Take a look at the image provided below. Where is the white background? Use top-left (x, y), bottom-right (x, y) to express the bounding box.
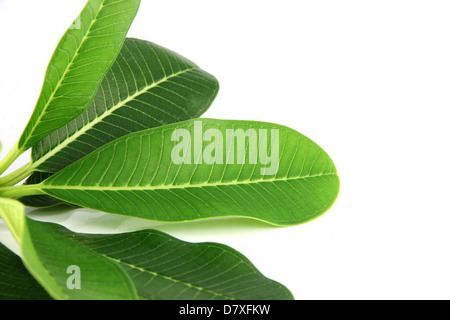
top-left (1, 0), bottom-right (450, 300)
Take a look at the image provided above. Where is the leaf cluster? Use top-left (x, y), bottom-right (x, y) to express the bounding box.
top-left (0, 0), bottom-right (339, 300)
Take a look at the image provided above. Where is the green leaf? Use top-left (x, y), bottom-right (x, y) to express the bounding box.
top-left (18, 0), bottom-right (141, 151)
top-left (0, 198), bottom-right (138, 300)
top-left (52, 226), bottom-right (294, 300)
top-left (0, 242), bottom-right (51, 300)
top-left (33, 119), bottom-right (339, 226)
top-left (30, 38), bottom-right (219, 173)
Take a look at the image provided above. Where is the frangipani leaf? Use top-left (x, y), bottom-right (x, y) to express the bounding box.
top-left (0, 242), bottom-right (52, 300)
top-left (0, 198), bottom-right (138, 300)
top-left (18, 0), bottom-right (141, 151)
top-left (52, 225), bottom-right (294, 300)
top-left (31, 38), bottom-right (219, 173)
top-left (27, 119), bottom-right (339, 226)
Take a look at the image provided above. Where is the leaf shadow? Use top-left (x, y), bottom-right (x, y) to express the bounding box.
top-left (25, 205), bottom-right (277, 239)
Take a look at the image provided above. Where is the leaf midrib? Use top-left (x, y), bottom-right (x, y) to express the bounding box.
top-left (43, 172), bottom-right (337, 190)
top-left (32, 67), bottom-right (196, 170)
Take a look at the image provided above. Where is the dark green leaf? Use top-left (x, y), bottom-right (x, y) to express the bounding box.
top-left (53, 226), bottom-right (294, 300)
top-left (0, 198), bottom-right (138, 300)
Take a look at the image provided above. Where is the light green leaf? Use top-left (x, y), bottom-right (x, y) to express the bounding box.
top-left (0, 242), bottom-right (51, 300)
top-left (0, 198), bottom-right (138, 300)
top-left (27, 119), bottom-right (339, 226)
top-left (18, 0), bottom-right (141, 151)
top-left (30, 38), bottom-right (219, 173)
top-left (52, 226), bottom-right (294, 300)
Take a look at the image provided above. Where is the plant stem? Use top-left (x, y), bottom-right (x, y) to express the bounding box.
top-left (0, 162), bottom-right (33, 187)
top-left (0, 184), bottom-right (44, 198)
top-left (0, 141), bottom-right (22, 176)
